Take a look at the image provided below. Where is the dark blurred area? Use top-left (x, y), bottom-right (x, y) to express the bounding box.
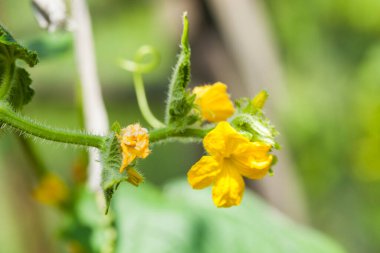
top-left (1, 0), bottom-right (379, 252)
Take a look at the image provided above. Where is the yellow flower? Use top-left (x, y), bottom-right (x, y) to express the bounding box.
top-left (193, 82), bottom-right (235, 122)
top-left (118, 123), bottom-right (150, 173)
top-left (33, 174), bottom-right (69, 206)
top-left (187, 122), bottom-right (273, 207)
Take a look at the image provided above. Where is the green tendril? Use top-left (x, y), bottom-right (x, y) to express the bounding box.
top-left (120, 46), bottom-right (165, 129)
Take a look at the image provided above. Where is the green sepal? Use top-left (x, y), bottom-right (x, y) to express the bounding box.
top-left (165, 12), bottom-right (200, 129)
top-left (100, 132), bottom-right (126, 214)
top-left (232, 96), bottom-right (280, 149)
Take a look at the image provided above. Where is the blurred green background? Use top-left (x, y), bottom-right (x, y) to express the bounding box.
top-left (0, 0), bottom-right (379, 252)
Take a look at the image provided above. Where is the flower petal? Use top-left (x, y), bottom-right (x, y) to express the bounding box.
top-left (193, 82), bottom-right (235, 122)
top-left (236, 163), bottom-right (270, 180)
top-left (232, 142), bottom-right (273, 179)
top-left (212, 163), bottom-right (245, 207)
top-left (187, 156), bottom-right (220, 189)
top-left (204, 121), bottom-right (249, 157)
top-left (118, 123), bottom-right (151, 172)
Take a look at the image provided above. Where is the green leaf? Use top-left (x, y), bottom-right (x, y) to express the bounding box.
top-left (7, 67), bottom-right (34, 110)
top-left (165, 12), bottom-right (200, 129)
top-left (0, 24), bottom-right (38, 67)
top-left (112, 181), bottom-right (347, 253)
top-left (100, 132), bottom-right (127, 214)
top-left (0, 24), bottom-right (38, 109)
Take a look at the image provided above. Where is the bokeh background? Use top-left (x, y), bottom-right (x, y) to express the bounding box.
top-left (1, 0), bottom-right (379, 252)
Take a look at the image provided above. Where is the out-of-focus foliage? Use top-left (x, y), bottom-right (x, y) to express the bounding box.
top-left (74, 181), bottom-right (346, 253)
top-left (265, 0), bottom-right (380, 252)
top-left (0, 0), bottom-right (378, 252)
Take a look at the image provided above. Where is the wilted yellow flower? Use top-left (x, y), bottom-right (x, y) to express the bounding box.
top-left (118, 123), bottom-right (150, 173)
top-left (33, 173), bottom-right (69, 206)
top-left (193, 82), bottom-right (235, 122)
top-left (187, 122), bottom-right (273, 207)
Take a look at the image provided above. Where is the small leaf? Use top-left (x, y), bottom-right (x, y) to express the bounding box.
top-left (0, 24), bottom-right (38, 67)
top-left (100, 133), bottom-right (127, 213)
top-left (165, 12), bottom-right (199, 129)
top-left (0, 24), bottom-right (38, 110)
top-left (7, 67), bottom-right (34, 109)
top-left (111, 121), bottom-right (121, 133)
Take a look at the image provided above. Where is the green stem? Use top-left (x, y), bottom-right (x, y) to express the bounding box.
top-left (149, 127), bottom-right (210, 144)
top-left (0, 102), bottom-right (105, 148)
top-left (133, 73), bottom-right (165, 129)
top-left (0, 62), bottom-right (15, 100)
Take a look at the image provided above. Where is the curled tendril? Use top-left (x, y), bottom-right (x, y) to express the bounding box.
top-left (120, 45), bottom-right (160, 74)
top-left (120, 46), bottom-right (165, 129)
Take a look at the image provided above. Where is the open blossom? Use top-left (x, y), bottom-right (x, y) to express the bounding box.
top-left (33, 173), bottom-right (69, 206)
top-left (193, 82), bottom-right (235, 122)
top-left (118, 123), bottom-right (150, 173)
top-left (187, 121), bottom-right (273, 207)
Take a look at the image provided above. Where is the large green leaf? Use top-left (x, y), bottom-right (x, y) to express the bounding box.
top-left (110, 181), bottom-right (347, 253)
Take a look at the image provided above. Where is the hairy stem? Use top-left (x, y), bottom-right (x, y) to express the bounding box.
top-left (149, 126), bottom-right (210, 144)
top-left (0, 102), bottom-right (104, 148)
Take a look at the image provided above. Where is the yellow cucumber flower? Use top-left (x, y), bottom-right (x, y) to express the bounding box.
top-left (33, 173), bottom-right (69, 206)
top-left (193, 82), bottom-right (235, 122)
top-left (118, 123), bottom-right (150, 173)
top-left (187, 122), bottom-right (273, 207)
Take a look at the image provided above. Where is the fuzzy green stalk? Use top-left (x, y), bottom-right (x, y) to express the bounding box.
top-left (0, 101), bottom-right (104, 148)
top-left (149, 126), bottom-right (210, 144)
